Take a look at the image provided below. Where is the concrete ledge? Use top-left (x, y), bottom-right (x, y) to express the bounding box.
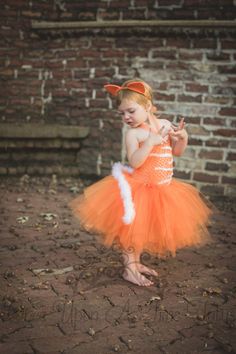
top-left (32, 20), bottom-right (236, 29)
top-left (0, 124), bottom-right (90, 139)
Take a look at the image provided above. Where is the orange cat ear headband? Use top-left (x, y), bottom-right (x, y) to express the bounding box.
top-left (104, 81), bottom-right (146, 97)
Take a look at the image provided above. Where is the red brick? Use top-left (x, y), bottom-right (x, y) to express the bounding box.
top-left (166, 62), bottom-right (189, 70)
top-left (115, 38), bottom-right (162, 48)
top-left (185, 83), bottom-right (208, 93)
top-left (102, 50), bottom-right (125, 58)
top-left (123, 9), bottom-right (147, 19)
top-left (139, 61), bottom-right (164, 70)
top-left (219, 108), bottom-right (236, 117)
top-left (90, 99), bottom-right (109, 108)
top-left (205, 139), bottom-right (228, 149)
top-left (222, 40), bottom-right (236, 49)
top-left (222, 176), bottom-right (236, 184)
top-left (21, 10), bottom-right (41, 18)
top-left (1, 9), bottom-right (18, 17)
top-left (95, 68), bottom-right (116, 78)
top-left (10, 98), bottom-right (30, 105)
top-left (174, 170), bottom-right (191, 180)
top-left (227, 152), bottom-right (236, 161)
top-left (56, 49), bottom-right (78, 59)
top-left (98, 11), bottom-right (120, 20)
top-left (184, 117), bottom-right (201, 124)
top-left (179, 51), bottom-right (203, 61)
top-left (108, 0), bottom-right (132, 7)
top-left (91, 39), bottom-right (113, 48)
top-left (213, 129), bottom-right (236, 137)
top-left (184, 0), bottom-right (233, 6)
top-left (65, 60), bottom-right (87, 68)
top-left (205, 162), bottom-right (229, 172)
top-left (188, 138), bottom-right (203, 146)
top-left (204, 96), bottom-right (231, 105)
top-left (227, 76), bottom-right (236, 83)
top-left (67, 1), bottom-right (106, 9)
top-left (198, 150), bottom-right (223, 160)
top-left (77, 11), bottom-right (96, 20)
top-left (193, 39), bottom-right (217, 49)
top-left (152, 50), bottom-right (176, 59)
top-left (193, 172), bottom-right (218, 183)
top-left (79, 49), bottom-right (100, 58)
top-left (172, 9), bottom-right (195, 18)
top-left (51, 70), bottom-right (72, 79)
top-left (203, 118), bottom-right (225, 126)
top-left (206, 52), bottom-right (230, 61)
top-left (0, 69), bottom-right (14, 77)
top-left (73, 69), bottom-right (90, 79)
top-left (197, 9), bottom-right (229, 19)
top-left (178, 95), bottom-right (202, 103)
top-left (158, 0), bottom-right (182, 4)
top-left (218, 66), bottom-right (236, 74)
top-left (200, 184), bottom-right (224, 196)
top-left (211, 86), bottom-right (236, 95)
top-left (166, 39), bottom-right (191, 48)
top-left (158, 82), bottom-right (168, 91)
top-left (64, 80), bottom-right (83, 89)
top-left (156, 93), bottom-right (175, 101)
top-left (158, 113), bottom-right (175, 121)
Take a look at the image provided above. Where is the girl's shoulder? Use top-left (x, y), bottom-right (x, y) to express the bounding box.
top-left (159, 118), bottom-right (172, 128)
top-left (125, 126), bottom-right (148, 144)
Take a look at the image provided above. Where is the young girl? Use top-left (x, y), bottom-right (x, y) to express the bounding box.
top-left (69, 79), bottom-right (212, 287)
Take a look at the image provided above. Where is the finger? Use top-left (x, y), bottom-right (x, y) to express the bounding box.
top-left (170, 130), bottom-right (182, 137)
top-left (178, 117), bottom-right (185, 130)
top-left (171, 124), bottom-right (178, 131)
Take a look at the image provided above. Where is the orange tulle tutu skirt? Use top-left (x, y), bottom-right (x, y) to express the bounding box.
top-left (69, 174), bottom-right (213, 258)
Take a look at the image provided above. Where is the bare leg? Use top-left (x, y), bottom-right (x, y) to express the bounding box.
top-left (135, 253), bottom-right (158, 277)
top-left (122, 249), bottom-right (154, 286)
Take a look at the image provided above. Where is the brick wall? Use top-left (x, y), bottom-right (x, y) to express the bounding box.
top-left (1, 0), bottom-right (236, 196)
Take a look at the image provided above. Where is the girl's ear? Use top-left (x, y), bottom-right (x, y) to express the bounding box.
top-left (146, 101), bottom-right (152, 112)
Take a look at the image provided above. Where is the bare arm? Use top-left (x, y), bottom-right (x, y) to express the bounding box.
top-left (125, 127), bottom-right (167, 169)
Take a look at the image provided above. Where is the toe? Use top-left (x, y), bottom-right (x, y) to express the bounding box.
top-left (138, 265), bottom-right (158, 277)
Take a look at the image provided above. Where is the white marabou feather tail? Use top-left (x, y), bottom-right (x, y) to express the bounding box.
top-left (112, 162), bottom-right (135, 224)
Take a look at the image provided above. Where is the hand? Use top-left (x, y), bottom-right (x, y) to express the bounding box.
top-left (147, 125), bottom-right (170, 146)
top-left (170, 117), bottom-right (188, 140)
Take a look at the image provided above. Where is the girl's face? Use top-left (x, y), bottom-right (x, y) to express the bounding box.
top-left (118, 99), bottom-right (148, 128)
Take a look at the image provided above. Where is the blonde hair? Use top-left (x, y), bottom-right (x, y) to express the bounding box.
top-left (116, 79), bottom-right (157, 113)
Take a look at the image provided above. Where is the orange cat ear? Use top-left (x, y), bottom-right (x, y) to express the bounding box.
top-left (126, 82), bottom-right (146, 95)
top-left (104, 84), bottom-right (121, 96)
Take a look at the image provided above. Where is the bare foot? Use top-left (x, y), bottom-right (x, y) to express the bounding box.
top-left (136, 263), bottom-right (158, 277)
top-left (122, 266), bottom-right (154, 287)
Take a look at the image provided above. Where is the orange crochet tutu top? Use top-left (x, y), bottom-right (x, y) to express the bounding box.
top-left (132, 137), bottom-right (173, 186)
top-left (69, 127), bottom-right (213, 258)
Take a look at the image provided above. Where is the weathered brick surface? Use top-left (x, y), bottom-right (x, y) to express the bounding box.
top-left (0, 177), bottom-right (236, 353)
top-left (1, 0), bottom-right (236, 196)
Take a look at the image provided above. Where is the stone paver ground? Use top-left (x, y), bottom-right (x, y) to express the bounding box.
top-left (0, 176), bottom-right (235, 354)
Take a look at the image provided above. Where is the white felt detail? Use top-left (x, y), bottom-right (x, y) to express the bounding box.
top-left (150, 153), bottom-right (172, 158)
top-left (112, 162), bottom-right (135, 225)
top-left (155, 167), bottom-right (173, 171)
top-left (162, 146), bottom-right (172, 150)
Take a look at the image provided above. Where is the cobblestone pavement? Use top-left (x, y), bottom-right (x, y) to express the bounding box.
top-left (0, 176), bottom-right (235, 354)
